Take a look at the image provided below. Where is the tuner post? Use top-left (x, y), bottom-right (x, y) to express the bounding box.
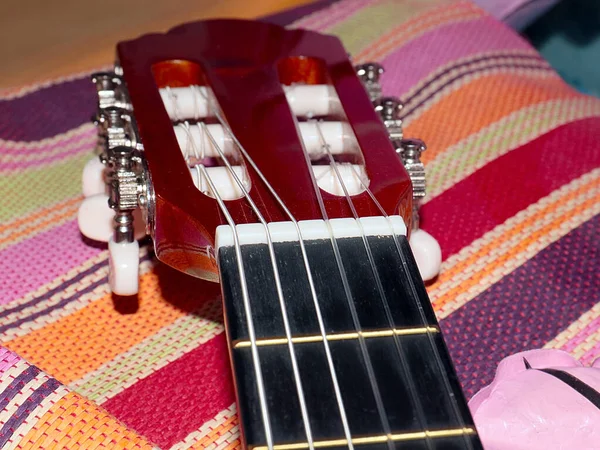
top-left (356, 63), bottom-right (441, 280)
top-left (355, 62), bottom-right (384, 101)
top-left (374, 96), bottom-right (403, 141)
top-left (107, 146), bottom-right (145, 243)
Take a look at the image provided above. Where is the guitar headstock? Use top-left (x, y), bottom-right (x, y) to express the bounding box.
top-left (78, 19), bottom-right (438, 294)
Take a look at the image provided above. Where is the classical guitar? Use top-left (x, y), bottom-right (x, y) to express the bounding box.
top-left (78, 19), bottom-right (482, 450)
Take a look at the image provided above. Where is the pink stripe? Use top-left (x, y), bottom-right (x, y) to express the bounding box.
top-left (0, 127), bottom-right (94, 155)
top-left (0, 220), bottom-right (102, 305)
top-left (581, 343), bottom-right (600, 366)
top-left (560, 316), bottom-right (600, 354)
top-left (298, 0), bottom-right (377, 31)
top-left (0, 348), bottom-right (20, 374)
top-left (0, 141), bottom-right (92, 171)
top-left (380, 16), bottom-right (534, 96)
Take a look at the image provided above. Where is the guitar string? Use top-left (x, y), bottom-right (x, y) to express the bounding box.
top-left (290, 111), bottom-right (395, 450)
top-left (194, 120), bottom-right (316, 450)
top-left (165, 86), bottom-right (181, 122)
top-left (173, 84), bottom-right (473, 447)
top-left (195, 87), bottom-right (355, 449)
top-left (194, 163), bottom-right (275, 450)
top-left (312, 119), bottom-right (435, 450)
top-left (173, 89), bottom-right (274, 449)
top-left (347, 164), bottom-right (475, 449)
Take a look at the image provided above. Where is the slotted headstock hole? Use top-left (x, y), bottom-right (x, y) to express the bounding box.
top-left (278, 56), bottom-right (328, 85)
top-left (151, 59), bottom-right (251, 201)
top-left (277, 56), bottom-right (369, 197)
top-left (152, 59), bottom-right (208, 88)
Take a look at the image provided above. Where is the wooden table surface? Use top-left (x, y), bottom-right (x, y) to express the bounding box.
top-left (0, 0), bottom-right (311, 89)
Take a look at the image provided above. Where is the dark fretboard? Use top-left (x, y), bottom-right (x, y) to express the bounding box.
top-left (218, 232), bottom-right (482, 450)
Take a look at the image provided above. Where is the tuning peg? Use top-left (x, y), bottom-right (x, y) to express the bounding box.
top-left (108, 238), bottom-right (140, 296)
top-left (409, 228), bottom-right (442, 281)
top-left (77, 194), bottom-right (146, 242)
top-left (82, 157), bottom-right (107, 197)
top-left (91, 72), bottom-right (132, 111)
top-left (355, 62), bottom-right (384, 102)
top-left (355, 62), bottom-right (384, 83)
top-left (374, 96), bottom-right (404, 140)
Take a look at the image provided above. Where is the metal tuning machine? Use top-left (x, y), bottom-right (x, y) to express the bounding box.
top-left (357, 63), bottom-right (441, 281)
top-left (78, 68), bottom-right (152, 296)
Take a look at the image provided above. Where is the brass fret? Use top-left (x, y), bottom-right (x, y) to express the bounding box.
top-left (252, 427), bottom-right (477, 450)
top-left (233, 326), bottom-right (439, 349)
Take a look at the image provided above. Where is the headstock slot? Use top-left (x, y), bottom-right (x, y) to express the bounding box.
top-left (152, 59), bottom-right (251, 201)
top-left (277, 56), bottom-right (368, 197)
top-left (116, 19), bottom-right (413, 279)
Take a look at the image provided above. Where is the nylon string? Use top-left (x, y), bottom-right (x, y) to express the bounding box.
top-left (194, 121), bottom-right (316, 450)
top-left (197, 87), bottom-right (356, 450)
top-left (291, 114), bottom-right (395, 450)
top-left (346, 165), bottom-right (475, 450)
top-left (313, 119), bottom-right (436, 449)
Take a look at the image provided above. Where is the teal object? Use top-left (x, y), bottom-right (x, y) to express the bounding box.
top-left (524, 0), bottom-right (600, 98)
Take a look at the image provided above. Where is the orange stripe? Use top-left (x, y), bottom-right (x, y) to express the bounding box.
top-left (0, 202), bottom-right (79, 246)
top-left (404, 73), bottom-right (578, 164)
top-left (431, 179), bottom-right (600, 312)
top-left (0, 195), bottom-right (81, 235)
top-left (4, 265), bottom-right (206, 384)
top-left (355, 3), bottom-right (481, 63)
top-left (15, 392), bottom-right (153, 449)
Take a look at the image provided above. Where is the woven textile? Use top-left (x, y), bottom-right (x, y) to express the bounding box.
top-left (1, 0), bottom-right (599, 448)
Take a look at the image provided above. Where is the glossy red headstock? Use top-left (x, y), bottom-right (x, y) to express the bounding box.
top-left (116, 19), bottom-right (412, 281)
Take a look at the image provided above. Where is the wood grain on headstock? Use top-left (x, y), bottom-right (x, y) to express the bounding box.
top-left (117, 19), bottom-right (412, 280)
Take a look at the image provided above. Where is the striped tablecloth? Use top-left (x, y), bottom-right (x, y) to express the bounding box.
top-left (1, 0), bottom-right (599, 448)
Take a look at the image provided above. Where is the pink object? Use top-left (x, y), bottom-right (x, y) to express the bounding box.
top-left (469, 349), bottom-right (600, 449)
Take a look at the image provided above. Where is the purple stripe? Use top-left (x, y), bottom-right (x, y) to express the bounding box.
top-left (0, 78), bottom-right (94, 141)
top-left (400, 62), bottom-right (553, 119)
top-left (0, 252), bottom-right (152, 334)
top-left (262, 0), bottom-right (340, 26)
top-left (0, 220), bottom-right (102, 305)
top-left (0, 378), bottom-right (61, 448)
top-left (0, 143), bottom-right (92, 171)
top-left (0, 366), bottom-right (41, 411)
top-left (0, 127), bottom-right (93, 154)
top-left (0, 259), bottom-right (106, 319)
top-left (381, 17), bottom-right (535, 97)
top-left (0, 2), bottom-right (328, 143)
top-left (401, 52), bottom-right (545, 105)
top-left (442, 214), bottom-right (600, 399)
top-left (0, 278), bottom-right (106, 335)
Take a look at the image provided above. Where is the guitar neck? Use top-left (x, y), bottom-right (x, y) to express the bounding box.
top-left (218, 219), bottom-right (482, 450)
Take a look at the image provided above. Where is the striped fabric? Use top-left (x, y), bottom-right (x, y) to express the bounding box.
top-left (0, 0), bottom-right (598, 448)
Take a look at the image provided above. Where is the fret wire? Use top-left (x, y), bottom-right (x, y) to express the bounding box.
top-left (197, 164), bottom-right (275, 450)
top-left (202, 89), bottom-right (355, 450)
top-left (252, 427), bottom-right (477, 450)
top-left (195, 120), bottom-right (316, 450)
top-left (295, 114), bottom-right (394, 450)
top-left (233, 326), bottom-right (440, 348)
top-left (349, 166), bottom-right (476, 450)
top-left (315, 120), bottom-right (436, 450)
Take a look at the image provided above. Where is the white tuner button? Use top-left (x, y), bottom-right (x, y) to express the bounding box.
top-left (78, 194), bottom-right (147, 242)
top-left (78, 194), bottom-right (114, 242)
top-left (108, 238), bottom-right (140, 296)
top-left (82, 157), bottom-right (107, 197)
top-left (409, 229), bottom-right (442, 281)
